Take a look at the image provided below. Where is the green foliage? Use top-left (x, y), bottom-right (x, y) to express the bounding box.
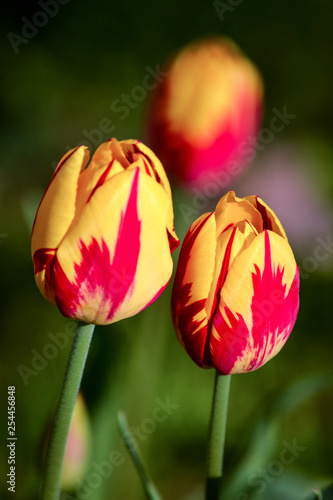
top-left (1, 1), bottom-right (333, 498)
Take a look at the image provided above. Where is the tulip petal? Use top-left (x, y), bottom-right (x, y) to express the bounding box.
top-left (245, 195), bottom-right (287, 239)
top-left (120, 140), bottom-right (179, 249)
top-left (31, 146), bottom-right (90, 299)
top-left (210, 230), bottom-right (299, 374)
top-left (74, 140), bottom-right (127, 216)
top-left (165, 39), bottom-right (261, 148)
top-left (214, 191), bottom-right (263, 235)
top-left (31, 147), bottom-right (90, 254)
top-left (205, 220), bottom-right (257, 323)
top-left (171, 212), bottom-right (216, 366)
top-left (146, 37), bottom-right (263, 187)
top-left (122, 168), bottom-right (177, 318)
top-left (32, 247), bottom-right (57, 303)
top-left (49, 168), bottom-right (142, 324)
top-left (50, 165), bottom-right (176, 324)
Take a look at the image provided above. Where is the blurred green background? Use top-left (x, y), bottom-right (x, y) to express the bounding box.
top-left (1, 0), bottom-right (333, 499)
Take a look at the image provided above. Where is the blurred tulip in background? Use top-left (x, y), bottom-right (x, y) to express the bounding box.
top-left (61, 393), bottom-right (91, 490)
top-left (146, 37), bottom-right (263, 188)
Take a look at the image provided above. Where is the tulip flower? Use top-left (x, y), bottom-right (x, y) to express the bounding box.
top-left (172, 191), bottom-right (299, 374)
top-left (32, 138), bottom-right (179, 325)
top-left (145, 37), bottom-right (263, 188)
top-left (61, 393), bottom-right (90, 489)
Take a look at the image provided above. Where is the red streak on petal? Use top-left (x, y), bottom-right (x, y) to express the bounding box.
top-left (171, 214), bottom-right (213, 366)
top-left (167, 228), bottom-right (180, 253)
top-left (255, 197), bottom-right (272, 231)
top-left (86, 160), bottom-right (115, 203)
top-left (125, 150), bottom-right (134, 163)
top-left (247, 231), bottom-right (299, 370)
top-left (48, 168), bottom-right (142, 323)
top-left (176, 285), bottom-right (207, 367)
top-left (33, 247), bottom-right (56, 274)
top-left (139, 155), bottom-right (153, 177)
top-left (133, 143), bottom-right (162, 185)
top-left (50, 239), bottom-right (112, 319)
top-left (106, 168), bottom-right (141, 320)
top-left (211, 306), bottom-right (249, 374)
top-left (171, 214), bottom-right (213, 319)
top-left (210, 231), bottom-right (299, 374)
top-left (205, 226), bottom-right (237, 364)
top-left (221, 223), bottom-right (235, 234)
top-left (216, 227), bottom-right (237, 292)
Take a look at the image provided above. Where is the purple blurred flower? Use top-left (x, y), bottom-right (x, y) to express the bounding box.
top-left (234, 142), bottom-right (333, 259)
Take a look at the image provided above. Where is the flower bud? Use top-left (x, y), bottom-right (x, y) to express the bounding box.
top-left (62, 393), bottom-right (90, 489)
top-left (146, 37), bottom-right (263, 188)
top-left (32, 139), bottom-right (179, 324)
top-left (172, 191), bottom-right (299, 374)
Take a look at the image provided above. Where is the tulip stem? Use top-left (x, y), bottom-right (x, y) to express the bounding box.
top-left (41, 321), bottom-right (95, 500)
top-left (205, 372), bottom-right (231, 500)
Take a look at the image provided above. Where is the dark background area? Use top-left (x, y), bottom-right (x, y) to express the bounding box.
top-left (0, 1), bottom-right (332, 499)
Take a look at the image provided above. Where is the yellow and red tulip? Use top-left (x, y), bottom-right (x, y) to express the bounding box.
top-left (146, 37), bottom-right (263, 188)
top-left (31, 139), bottom-right (179, 325)
top-left (171, 191), bottom-right (299, 374)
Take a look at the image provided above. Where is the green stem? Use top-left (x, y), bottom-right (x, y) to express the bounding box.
top-left (41, 321), bottom-right (95, 500)
top-left (206, 372), bottom-right (232, 500)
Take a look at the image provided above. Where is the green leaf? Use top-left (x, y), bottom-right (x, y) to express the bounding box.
top-left (117, 410), bottom-right (163, 500)
top-left (223, 374), bottom-right (333, 500)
